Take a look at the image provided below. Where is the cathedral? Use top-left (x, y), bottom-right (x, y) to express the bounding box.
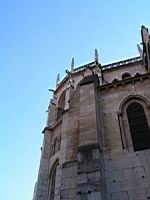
top-left (33, 26), bottom-right (150, 200)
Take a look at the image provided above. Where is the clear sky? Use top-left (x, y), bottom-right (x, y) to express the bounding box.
top-left (0, 1), bottom-right (150, 200)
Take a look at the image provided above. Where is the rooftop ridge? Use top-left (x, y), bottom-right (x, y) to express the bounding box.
top-left (102, 56), bottom-right (141, 70)
top-left (56, 56), bottom-right (142, 91)
top-left (56, 61), bottom-right (96, 91)
top-left (72, 61), bottom-right (96, 73)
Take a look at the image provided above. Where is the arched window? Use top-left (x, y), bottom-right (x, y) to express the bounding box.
top-left (118, 95), bottom-right (150, 151)
top-left (57, 90), bottom-right (66, 120)
top-left (122, 72), bottom-right (131, 80)
top-left (47, 162), bottom-right (59, 200)
top-left (126, 102), bottom-right (150, 151)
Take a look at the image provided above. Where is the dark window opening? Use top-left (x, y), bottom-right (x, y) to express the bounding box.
top-left (127, 102), bottom-right (150, 151)
top-left (48, 163), bottom-right (58, 200)
top-left (56, 107), bottom-right (64, 120)
top-left (122, 72), bottom-right (131, 80)
top-left (49, 168), bottom-right (56, 200)
top-left (56, 90), bottom-right (66, 120)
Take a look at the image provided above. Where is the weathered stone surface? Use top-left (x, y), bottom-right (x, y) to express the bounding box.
top-left (33, 27), bottom-right (150, 200)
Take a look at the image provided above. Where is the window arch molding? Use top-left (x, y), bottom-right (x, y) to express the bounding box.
top-left (47, 159), bottom-right (59, 200)
top-left (118, 95), bottom-right (150, 151)
top-left (56, 89), bottom-right (67, 120)
top-left (57, 89), bottom-right (66, 108)
top-left (119, 95), bottom-right (150, 115)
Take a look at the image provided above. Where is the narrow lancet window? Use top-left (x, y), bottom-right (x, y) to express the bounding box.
top-left (47, 163), bottom-right (59, 200)
top-left (127, 102), bottom-right (150, 151)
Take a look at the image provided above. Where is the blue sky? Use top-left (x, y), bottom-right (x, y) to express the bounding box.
top-left (0, 1), bottom-right (150, 200)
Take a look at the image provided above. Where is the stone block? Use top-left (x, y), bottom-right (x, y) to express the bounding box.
top-left (62, 166), bottom-right (77, 179)
top-left (77, 173), bottom-right (88, 184)
top-left (77, 181), bottom-right (101, 194)
top-left (87, 192), bottom-right (102, 200)
top-left (111, 191), bottom-right (128, 200)
top-left (117, 156), bottom-right (133, 169)
top-left (127, 190), bottom-right (137, 200)
top-left (61, 188), bottom-right (76, 199)
top-left (54, 194), bottom-right (60, 200)
top-left (105, 160), bottom-right (119, 171)
top-left (107, 181), bottom-right (121, 193)
top-left (78, 159), bottom-right (100, 173)
top-left (109, 169), bottom-right (123, 182)
top-left (123, 168), bottom-right (135, 180)
top-left (121, 180), bottom-right (139, 191)
top-left (128, 190), bottom-right (147, 200)
top-left (61, 177), bottom-right (76, 190)
top-left (139, 177), bottom-right (150, 189)
top-left (134, 166), bottom-right (146, 179)
top-left (68, 188), bottom-right (77, 199)
top-left (87, 172), bottom-right (101, 181)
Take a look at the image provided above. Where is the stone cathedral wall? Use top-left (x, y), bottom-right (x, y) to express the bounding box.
top-left (100, 77), bottom-right (150, 200)
top-left (33, 24), bottom-right (150, 200)
top-left (33, 58), bottom-right (150, 200)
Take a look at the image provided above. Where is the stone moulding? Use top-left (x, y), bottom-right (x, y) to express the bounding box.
top-left (99, 73), bottom-right (150, 91)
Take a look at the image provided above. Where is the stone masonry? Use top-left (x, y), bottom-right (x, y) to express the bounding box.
top-left (33, 26), bottom-right (150, 200)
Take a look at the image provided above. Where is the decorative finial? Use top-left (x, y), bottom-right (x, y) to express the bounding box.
top-left (56, 73), bottom-right (60, 87)
top-left (71, 57), bottom-right (74, 71)
top-left (141, 25), bottom-right (149, 44)
top-left (95, 49), bottom-right (99, 64)
top-left (141, 25), bottom-right (150, 72)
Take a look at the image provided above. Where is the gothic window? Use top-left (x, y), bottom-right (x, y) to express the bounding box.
top-left (122, 72), bottom-right (131, 80)
top-left (126, 102), bottom-right (150, 151)
top-left (57, 90), bottom-right (66, 120)
top-left (118, 95), bottom-right (150, 151)
top-left (47, 162), bottom-right (59, 200)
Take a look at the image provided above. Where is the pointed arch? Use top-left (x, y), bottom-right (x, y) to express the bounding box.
top-left (127, 102), bottom-right (150, 151)
top-left (47, 160), bottom-right (59, 200)
top-left (56, 90), bottom-right (66, 120)
top-left (118, 95), bottom-right (150, 151)
top-left (119, 95), bottom-right (150, 115)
